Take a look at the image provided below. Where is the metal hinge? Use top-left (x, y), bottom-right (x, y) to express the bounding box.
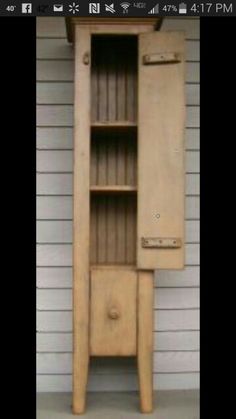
top-left (143, 52), bottom-right (181, 65)
top-left (142, 237), bottom-right (182, 249)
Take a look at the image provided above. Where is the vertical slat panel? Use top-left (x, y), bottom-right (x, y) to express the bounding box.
top-left (97, 137), bottom-right (107, 185)
top-left (107, 136), bottom-right (116, 185)
top-left (126, 196), bottom-right (136, 264)
top-left (90, 138), bottom-right (97, 186)
top-left (97, 196), bottom-right (107, 264)
top-left (133, 60), bottom-right (138, 122)
top-left (95, 46), bottom-right (99, 122)
top-left (117, 138), bottom-right (126, 185)
top-left (108, 47), bottom-right (116, 121)
top-left (107, 197), bottom-right (116, 263)
top-left (91, 36), bottom-right (137, 124)
top-left (133, 139), bottom-right (137, 186)
top-left (116, 197), bottom-right (126, 263)
top-left (126, 137), bottom-right (136, 186)
top-left (126, 63), bottom-right (133, 121)
top-left (117, 54), bottom-right (126, 121)
top-left (90, 195), bottom-right (137, 265)
top-left (90, 198), bottom-right (97, 264)
top-left (91, 46), bottom-right (98, 122)
top-left (98, 45), bottom-right (107, 121)
top-left (91, 133), bottom-right (137, 187)
top-left (126, 48), bottom-right (137, 122)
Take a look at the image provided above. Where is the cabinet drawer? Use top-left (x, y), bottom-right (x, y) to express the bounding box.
top-left (90, 268), bottom-right (137, 356)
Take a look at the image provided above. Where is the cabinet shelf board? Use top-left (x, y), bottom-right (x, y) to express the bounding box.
top-left (90, 185), bottom-right (137, 194)
top-left (91, 122), bottom-right (137, 133)
top-left (90, 264), bottom-right (137, 270)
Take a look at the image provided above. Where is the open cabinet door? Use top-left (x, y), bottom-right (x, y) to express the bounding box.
top-left (137, 31), bottom-right (186, 270)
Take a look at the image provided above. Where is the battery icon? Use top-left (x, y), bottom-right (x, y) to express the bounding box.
top-left (179, 2), bottom-right (187, 14)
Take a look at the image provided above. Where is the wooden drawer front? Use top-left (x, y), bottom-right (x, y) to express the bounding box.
top-left (90, 269), bottom-right (137, 356)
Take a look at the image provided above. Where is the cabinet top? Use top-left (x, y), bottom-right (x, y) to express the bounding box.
top-left (65, 17), bottom-right (163, 43)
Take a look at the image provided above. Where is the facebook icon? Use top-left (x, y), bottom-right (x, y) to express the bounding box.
top-left (22, 3), bottom-right (32, 13)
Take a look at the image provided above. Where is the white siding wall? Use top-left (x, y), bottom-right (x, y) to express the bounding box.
top-left (36, 17), bottom-right (200, 392)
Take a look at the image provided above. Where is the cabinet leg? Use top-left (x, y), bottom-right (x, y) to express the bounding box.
top-left (73, 349), bottom-right (89, 414)
top-left (137, 271), bottom-right (154, 413)
top-left (72, 273), bottom-right (90, 414)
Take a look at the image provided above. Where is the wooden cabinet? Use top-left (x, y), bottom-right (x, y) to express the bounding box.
top-left (66, 17), bottom-right (185, 414)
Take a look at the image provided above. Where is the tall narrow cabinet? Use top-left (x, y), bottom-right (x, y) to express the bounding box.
top-left (66, 17), bottom-right (186, 414)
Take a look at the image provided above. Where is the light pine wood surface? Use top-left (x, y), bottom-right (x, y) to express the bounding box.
top-left (37, 17), bottom-right (199, 396)
top-left (90, 269), bottom-right (137, 356)
top-left (138, 271), bottom-right (154, 413)
top-left (137, 31), bottom-right (186, 270)
top-left (72, 26), bottom-right (91, 414)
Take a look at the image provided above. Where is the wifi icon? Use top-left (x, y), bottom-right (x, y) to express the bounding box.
top-left (120, 2), bottom-right (130, 13)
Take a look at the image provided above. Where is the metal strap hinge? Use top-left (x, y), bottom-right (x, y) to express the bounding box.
top-left (143, 52), bottom-right (181, 65)
top-left (142, 237), bottom-right (182, 249)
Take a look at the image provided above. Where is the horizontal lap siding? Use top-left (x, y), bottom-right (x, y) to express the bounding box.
top-left (36, 219), bottom-right (199, 243)
top-left (37, 331), bottom-right (199, 352)
top-left (37, 150), bottom-right (199, 173)
top-left (36, 173), bottom-right (199, 195)
top-left (37, 373), bottom-right (199, 392)
top-left (37, 82), bottom-right (199, 105)
top-left (37, 196), bottom-right (199, 220)
top-left (36, 39), bottom-right (199, 61)
top-left (37, 266), bottom-right (199, 288)
top-left (37, 243), bottom-right (199, 266)
top-left (36, 127), bottom-right (199, 150)
top-left (37, 310), bottom-right (199, 333)
top-left (36, 17), bottom-right (200, 392)
top-left (37, 352), bottom-right (199, 374)
top-left (37, 288), bottom-right (199, 311)
top-left (37, 104), bottom-right (199, 127)
top-left (37, 60), bottom-right (199, 83)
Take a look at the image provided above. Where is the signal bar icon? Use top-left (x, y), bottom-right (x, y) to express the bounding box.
top-left (148, 3), bottom-right (159, 14)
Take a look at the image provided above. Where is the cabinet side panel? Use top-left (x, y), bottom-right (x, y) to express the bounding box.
top-left (73, 27), bottom-right (91, 413)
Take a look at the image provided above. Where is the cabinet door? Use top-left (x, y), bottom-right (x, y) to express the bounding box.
top-left (137, 32), bottom-right (185, 270)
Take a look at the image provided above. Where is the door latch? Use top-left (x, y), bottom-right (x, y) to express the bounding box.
top-left (83, 52), bottom-right (90, 65)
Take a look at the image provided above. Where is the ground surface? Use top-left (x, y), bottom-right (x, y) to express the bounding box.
top-left (37, 390), bottom-right (199, 419)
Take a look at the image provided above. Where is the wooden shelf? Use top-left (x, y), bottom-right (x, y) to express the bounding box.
top-left (92, 121), bottom-right (137, 127)
top-left (90, 185), bottom-right (137, 194)
top-left (90, 264), bottom-right (136, 270)
top-left (91, 121), bottom-right (137, 133)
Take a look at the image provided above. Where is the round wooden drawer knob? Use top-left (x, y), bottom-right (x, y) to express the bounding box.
top-left (108, 308), bottom-right (120, 320)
